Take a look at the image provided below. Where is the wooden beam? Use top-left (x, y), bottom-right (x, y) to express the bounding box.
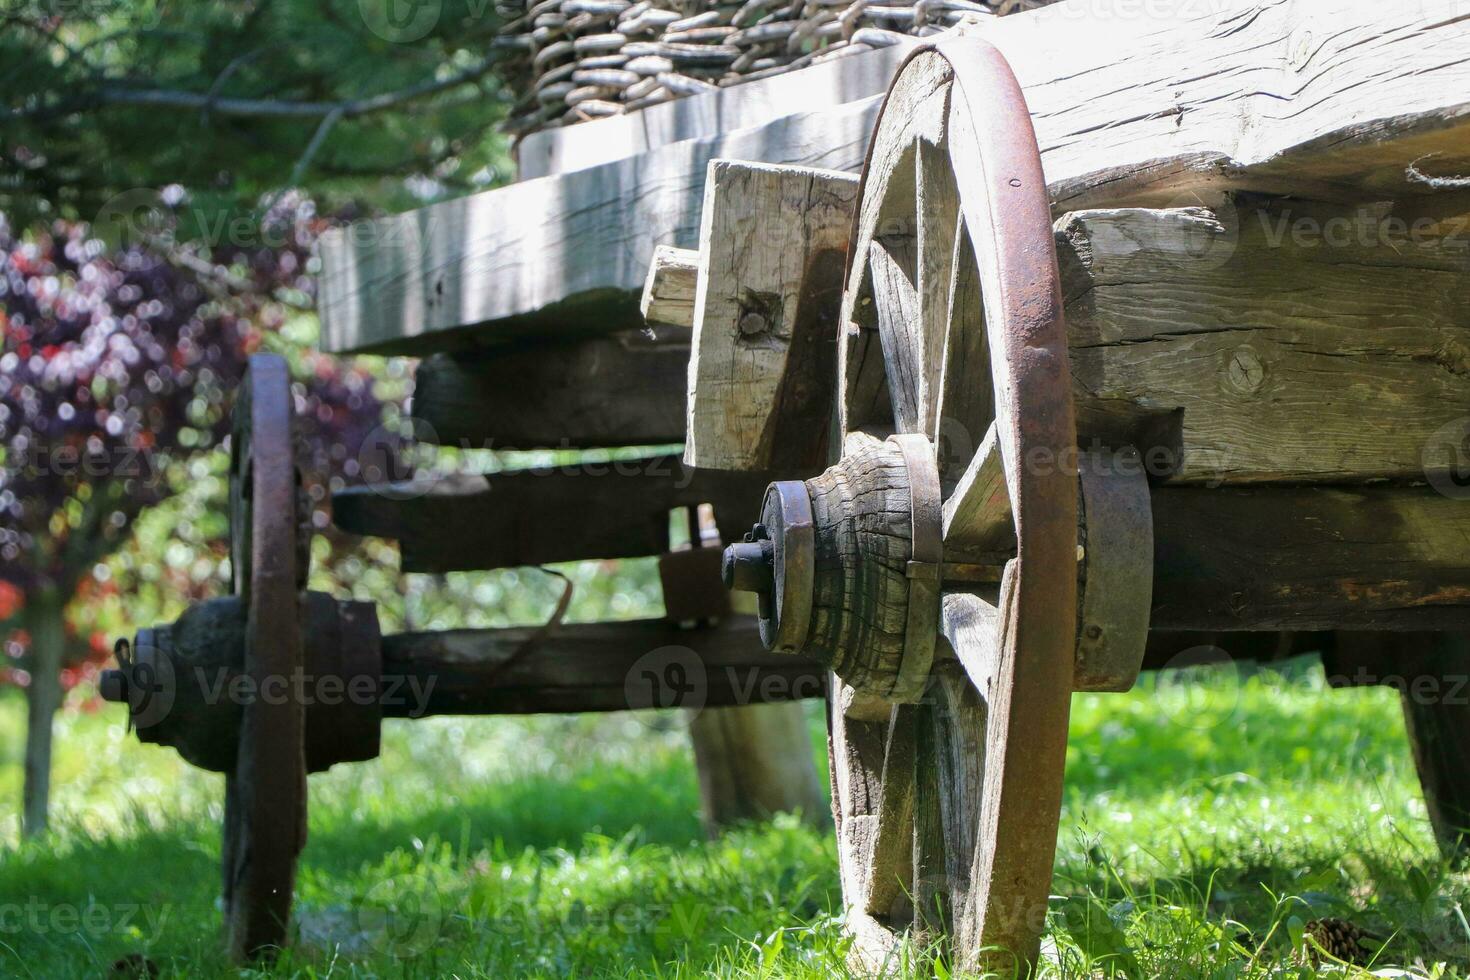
top-left (412, 331), bottom-right (689, 449)
top-left (516, 40), bottom-right (917, 179)
top-left (685, 161), bottom-right (856, 471)
top-left (331, 457), bottom-right (781, 573)
top-left (640, 246), bottom-right (699, 329)
top-left (318, 0), bottom-right (1470, 355)
top-left (380, 615), bottom-right (826, 716)
top-left (1060, 198), bottom-right (1470, 484)
top-left (1149, 487), bottom-right (1470, 632)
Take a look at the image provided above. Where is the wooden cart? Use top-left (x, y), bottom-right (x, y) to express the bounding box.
top-left (656, 21), bottom-right (1470, 973)
top-left (104, 0), bottom-right (1470, 970)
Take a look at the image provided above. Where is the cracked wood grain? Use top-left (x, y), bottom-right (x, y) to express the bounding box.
top-left (684, 161), bottom-right (857, 471)
top-left (1057, 197), bottom-right (1470, 484)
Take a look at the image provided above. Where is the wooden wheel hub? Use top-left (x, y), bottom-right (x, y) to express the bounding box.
top-left (101, 593), bottom-right (383, 775)
top-left (724, 434), bottom-right (944, 701)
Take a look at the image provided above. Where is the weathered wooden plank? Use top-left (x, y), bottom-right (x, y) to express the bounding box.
top-left (331, 458), bottom-right (781, 573)
top-left (1149, 487), bottom-right (1470, 632)
top-left (412, 331), bottom-right (690, 448)
top-left (317, 98), bottom-right (883, 355)
top-left (319, 0), bottom-right (1470, 355)
top-left (640, 246), bottom-right (700, 330)
top-left (685, 161), bottom-right (856, 471)
top-left (1059, 198), bottom-right (1470, 484)
top-left (380, 615), bottom-right (825, 716)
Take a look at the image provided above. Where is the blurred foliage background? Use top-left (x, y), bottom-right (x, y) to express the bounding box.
top-left (0, 0), bottom-right (560, 835)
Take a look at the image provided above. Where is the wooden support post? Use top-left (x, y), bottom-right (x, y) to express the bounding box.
top-left (688, 700), bottom-right (829, 836)
top-left (1324, 632), bottom-right (1470, 860)
top-left (662, 502), bottom-right (831, 836)
top-left (1402, 655), bottom-right (1470, 862)
top-left (683, 160), bottom-right (858, 472)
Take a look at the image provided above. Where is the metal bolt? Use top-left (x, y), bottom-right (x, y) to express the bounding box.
top-left (722, 539), bottom-right (775, 594)
top-left (738, 311), bottom-right (768, 337)
top-left (99, 668), bottom-right (129, 703)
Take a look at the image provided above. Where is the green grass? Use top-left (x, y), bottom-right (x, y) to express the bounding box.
top-left (3, 660), bottom-right (1470, 978)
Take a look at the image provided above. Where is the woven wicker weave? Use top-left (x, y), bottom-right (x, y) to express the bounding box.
top-left (493, 0), bottom-right (1056, 135)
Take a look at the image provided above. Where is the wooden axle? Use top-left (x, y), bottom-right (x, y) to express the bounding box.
top-left (380, 616), bottom-right (824, 717)
top-left (101, 595), bottom-right (824, 773)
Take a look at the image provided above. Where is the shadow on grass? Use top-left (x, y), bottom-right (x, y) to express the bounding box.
top-left (301, 750), bottom-right (711, 872)
top-left (0, 752), bottom-right (749, 976)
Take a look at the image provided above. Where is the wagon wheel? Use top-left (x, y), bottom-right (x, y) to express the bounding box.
top-left (830, 39), bottom-right (1076, 974)
top-left (223, 353), bottom-right (308, 961)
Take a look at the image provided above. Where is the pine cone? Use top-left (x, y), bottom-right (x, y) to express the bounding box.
top-left (110, 954), bottom-right (160, 979)
top-left (1303, 917), bottom-right (1372, 966)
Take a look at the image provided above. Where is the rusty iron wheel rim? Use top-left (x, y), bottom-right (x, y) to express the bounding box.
top-left (224, 352), bottom-right (307, 962)
top-left (831, 36), bottom-right (1078, 973)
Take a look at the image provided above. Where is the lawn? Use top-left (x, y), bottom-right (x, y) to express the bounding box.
top-left (2, 659), bottom-right (1469, 978)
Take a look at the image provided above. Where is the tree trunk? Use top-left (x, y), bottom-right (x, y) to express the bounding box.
top-left (23, 583), bottom-right (64, 838)
top-left (687, 701), bottom-right (829, 836)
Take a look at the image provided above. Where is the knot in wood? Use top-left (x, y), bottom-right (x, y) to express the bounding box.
top-left (1224, 345), bottom-right (1266, 395)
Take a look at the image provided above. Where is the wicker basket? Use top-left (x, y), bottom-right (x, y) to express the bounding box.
top-left (493, 0), bottom-right (1056, 135)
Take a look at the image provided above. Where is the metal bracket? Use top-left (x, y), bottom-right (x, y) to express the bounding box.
top-left (1073, 449), bottom-right (1154, 692)
top-left (888, 433), bottom-right (942, 703)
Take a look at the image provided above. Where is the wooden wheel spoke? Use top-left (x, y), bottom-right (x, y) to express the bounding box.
top-left (844, 56), bottom-right (953, 442)
top-left (939, 576), bottom-right (1006, 698)
top-left (920, 665), bottom-right (989, 945)
top-left (941, 422), bottom-right (1015, 555)
top-left (911, 702), bottom-right (947, 938)
top-left (863, 704), bottom-right (917, 919)
top-left (915, 135), bottom-right (958, 443)
top-left (831, 684), bottom-right (910, 924)
top-left (868, 236), bottom-right (923, 433)
top-left (934, 213), bottom-right (995, 496)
